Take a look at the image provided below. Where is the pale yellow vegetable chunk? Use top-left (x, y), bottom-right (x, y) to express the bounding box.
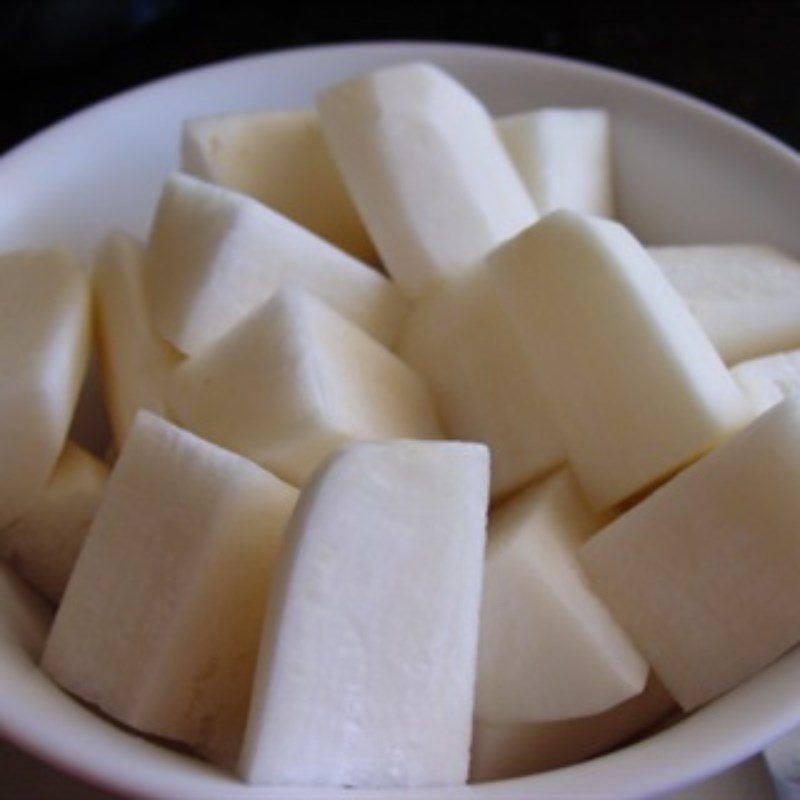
top-left (490, 210), bottom-right (754, 509)
top-left (94, 231), bottom-right (181, 444)
top-left (731, 349), bottom-right (800, 413)
top-left (169, 287), bottom-right (442, 486)
top-left (0, 248), bottom-right (90, 527)
top-left (41, 412), bottom-right (298, 766)
top-left (143, 174), bottom-right (405, 354)
top-left (182, 109), bottom-right (378, 263)
top-left (581, 396), bottom-right (800, 710)
top-left (475, 470), bottom-right (647, 725)
top-left (0, 442), bottom-right (107, 603)
top-left (317, 62), bottom-right (537, 298)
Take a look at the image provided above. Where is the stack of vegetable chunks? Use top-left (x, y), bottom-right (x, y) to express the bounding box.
top-left (2, 61), bottom-right (800, 788)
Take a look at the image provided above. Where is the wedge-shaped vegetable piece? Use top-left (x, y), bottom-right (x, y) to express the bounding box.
top-left (0, 249), bottom-right (90, 527)
top-left (181, 109), bottom-right (378, 263)
top-left (0, 442), bottom-right (107, 604)
top-left (317, 62), bottom-right (537, 298)
top-left (169, 287), bottom-right (442, 486)
top-left (731, 349), bottom-right (800, 413)
top-left (41, 412), bottom-right (298, 766)
top-left (240, 440), bottom-right (490, 787)
top-left (497, 108), bottom-right (613, 217)
top-left (143, 174), bottom-right (405, 354)
top-left (476, 470), bottom-right (646, 725)
top-left (470, 673), bottom-right (675, 782)
top-left (399, 268), bottom-right (563, 500)
top-left (581, 396), bottom-right (800, 711)
top-left (491, 211), bottom-right (753, 510)
top-left (94, 231), bottom-right (181, 443)
top-left (649, 244), bottom-right (800, 364)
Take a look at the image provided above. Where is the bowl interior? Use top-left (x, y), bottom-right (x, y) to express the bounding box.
top-left (1, 41), bottom-right (799, 800)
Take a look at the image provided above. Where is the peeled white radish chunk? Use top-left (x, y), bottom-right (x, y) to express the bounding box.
top-left (580, 396), bottom-right (800, 711)
top-left (181, 109), bottom-right (378, 263)
top-left (0, 442), bottom-right (107, 604)
top-left (475, 469), bottom-right (646, 725)
top-left (317, 62), bottom-right (538, 298)
top-left (649, 244), bottom-right (800, 364)
top-left (731, 350), bottom-right (800, 413)
top-left (497, 108), bottom-right (613, 217)
top-left (470, 672), bottom-right (676, 782)
top-left (169, 287), bottom-right (442, 486)
top-left (143, 174), bottom-right (405, 354)
top-left (94, 231), bottom-right (181, 443)
top-left (398, 268), bottom-right (564, 500)
top-left (240, 440), bottom-right (490, 788)
top-left (41, 412), bottom-right (298, 766)
top-left (490, 210), bottom-right (754, 510)
top-left (0, 249), bottom-right (90, 528)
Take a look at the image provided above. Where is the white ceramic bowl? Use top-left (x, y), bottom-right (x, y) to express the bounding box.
top-left (1, 41), bottom-right (799, 800)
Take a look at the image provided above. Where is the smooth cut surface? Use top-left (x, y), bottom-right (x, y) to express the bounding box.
top-left (240, 440), bottom-right (489, 788)
top-left (94, 231), bottom-right (181, 444)
top-left (475, 469), bottom-right (647, 724)
top-left (497, 108), bottom-right (613, 217)
top-left (143, 174), bottom-right (405, 354)
top-left (491, 210), bottom-right (754, 509)
top-left (42, 412), bottom-right (298, 767)
top-left (650, 244), bottom-right (800, 365)
top-left (0, 248), bottom-right (90, 528)
top-left (317, 62), bottom-right (537, 298)
top-left (0, 443), bottom-right (107, 604)
top-left (581, 396), bottom-right (800, 711)
top-left (181, 109), bottom-right (378, 263)
top-left (169, 287), bottom-right (442, 486)
top-left (398, 267), bottom-right (563, 500)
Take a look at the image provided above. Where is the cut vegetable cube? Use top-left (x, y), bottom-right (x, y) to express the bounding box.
top-left (580, 396), bottom-right (800, 710)
top-left (398, 269), bottom-right (564, 500)
top-left (41, 412), bottom-right (298, 766)
top-left (649, 244), bottom-right (800, 364)
top-left (94, 231), bottom-right (181, 443)
top-left (317, 62), bottom-right (537, 298)
top-left (181, 109), bottom-right (378, 263)
top-left (169, 287), bottom-right (442, 486)
top-left (731, 349), bottom-right (800, 413)
top-left (476, 469), bottom-right (647, 724)
top-left (497, 108), bottom-right (613, 217)
top-left (240, 440), bottom-right (490, 787)
top-left (470, 673), bottom-right (676, 782)
top-left (0, 442), bottom-right (107, 604)
top-left (143, 174), bottom-right (405, 354)
top-left (0, 248), bottom-right (90, 527)
top-left (491, 210), bottom-right (754, 509)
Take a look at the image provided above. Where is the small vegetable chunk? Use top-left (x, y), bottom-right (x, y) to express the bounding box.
top-left (497, 108), bottom-right (613, 217)
top-left (490, 210), bottom-right (754, 509)
top-left (475, 469), bottom-right (647, 725)
top-left (649, 244), bottom-right (800, 364)
top-left (470, 673), bottom-right (675, 781)
top-left (181, 109), bottom-right (378, 263)
top-left (0, 248), bottom-right (90, 527)
top-left (240, 440), bottom-right (490, 788)
top-left (731, 349), bottom-right (800, 413)
top-left (581, 396), bottom-right (800, 710)
top-left (317, 62), bottom-right (537, 298)
top-left (143, 174), bottom-right (405, 354)
top-left (0, 442), bottom-right (107, 603)
top-left (94, 231), bottom-right (181, 443)
top-left (41, 412), bottom-right (298, 766)
top-left (169, 287), bottom-right (442, 486)
top-left (398, 268), bottom-right (564, 500)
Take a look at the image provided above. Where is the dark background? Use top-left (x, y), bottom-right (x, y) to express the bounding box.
top-left (1, 1), bottom-right (798, 156)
